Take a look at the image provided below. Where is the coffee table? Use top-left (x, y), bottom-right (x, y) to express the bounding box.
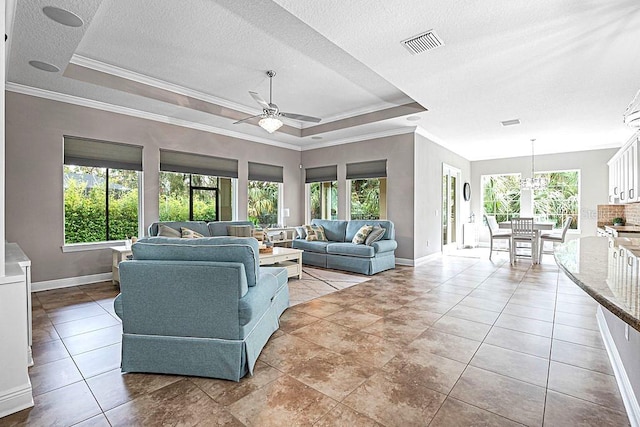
top-left (259, 247), bottom-right (303, 279)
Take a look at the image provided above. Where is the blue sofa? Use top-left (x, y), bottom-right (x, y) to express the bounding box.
top-left (292, 219), bottom-right (397, 275)
top-left (113, 236), bottom-right (289, 381)
top-left (148, 220), bottom-right (254, 237)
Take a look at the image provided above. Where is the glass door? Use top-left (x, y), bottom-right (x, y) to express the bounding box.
top-left (442, 164), bottom-right (461, 251)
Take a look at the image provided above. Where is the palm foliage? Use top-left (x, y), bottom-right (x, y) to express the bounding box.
top-left (248, 181), bottom-right (279, 226)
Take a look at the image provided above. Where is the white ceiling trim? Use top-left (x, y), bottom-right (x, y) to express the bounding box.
top-left (301, 126), bottom-right (416, 151)
top-left (69, 55), bottom-right (304, 130)
top-left (312, 99), bottom-right (406, 126)
top-left (5, 82), bottom-right (303, 151)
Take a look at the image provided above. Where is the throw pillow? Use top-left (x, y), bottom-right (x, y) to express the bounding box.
top-left (352, 225), bottom-right (373, 244)
top-left (365, 225), bottom-right (386, 246)
top-left (181, 227), bottom-right (204, 239)
top-left (304, 224), bottom-right (327, 241)
top-left (227, 225), bottom-right (252, 237)
top-left (295, 226), bottom-right (307, 239)
top-left (157, 224), bottom-right (181, 238)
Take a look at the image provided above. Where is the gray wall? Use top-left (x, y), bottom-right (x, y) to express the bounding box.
top-left (471, 148), bottom-right (617, 243)
top-left (5, 92), bottom-right (303, 282)
top-left (301, 133), bottom-right (415, 260)
top-left (414, 133), bottom-right (471, 260)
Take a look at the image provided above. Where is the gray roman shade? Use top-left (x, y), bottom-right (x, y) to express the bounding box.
top-left (346, 159), bottom-right (387, 179)
top-left (64, 136), bottom-right (143, 171)
top-left (305, 165), bottom-right (338, 183)
top-left (160, 150), bottom-right (238, 178)
top-left (248, 162), bottom-right (283, 183)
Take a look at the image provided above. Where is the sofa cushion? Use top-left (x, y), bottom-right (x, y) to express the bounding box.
top-left (365, 225), bottom-right (386, 246)
top-left (181, 227), bottom-right (204, 238)
top-left (158, 224), bottom-right (181, 238)
top-left (295, 226), bottom-right (307, 239)
top-left (305, 224), bottom-right (327, 241)
top-left (291, 239), bottom-right (329, 254)
top-left (208, 221), bottom-right (254, 237)
top-left (132, 237), bottom-right (260, 287)
top-left (352, 225), bottom-right (373, 244)
top-left (311, 219), bottom-right (348, 242)
top-left (327, 242), bottom-right (375, 258)
top-left (148, 221), bottom-right (210, 237)
top-left (346, 220), bottom-right (394, 241)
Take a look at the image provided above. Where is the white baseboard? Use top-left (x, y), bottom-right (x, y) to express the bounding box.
top-left (597, 306), bottom-right (640, 427)
top-left (396, 252), bottom-right (441, 267)
top-left (0, 383), bottom-right (33, 419)
top-left (32, 273), bottom-right (112, 292)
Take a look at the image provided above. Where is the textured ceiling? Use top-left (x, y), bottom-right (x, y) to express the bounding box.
top-left (6, 0), bottom-right (640, 159)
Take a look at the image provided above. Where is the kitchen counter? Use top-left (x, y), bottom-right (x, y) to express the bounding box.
top-left (605, 225), bottom-right (640, 233)
top-left (555, 236), bottom-right (640, 331)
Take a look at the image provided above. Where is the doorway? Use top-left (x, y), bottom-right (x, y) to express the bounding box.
top-left (442, 164), bottom-right (461, 251)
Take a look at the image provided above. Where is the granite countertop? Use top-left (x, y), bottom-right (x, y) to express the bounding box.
top-left (555, 236), bottom-right (640, 332)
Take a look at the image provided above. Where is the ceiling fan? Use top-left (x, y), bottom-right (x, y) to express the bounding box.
top-left (233, 70), bottom-right (321, 133)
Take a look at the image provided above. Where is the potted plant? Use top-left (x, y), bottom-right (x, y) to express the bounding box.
top-left (613, 217), bottom-right (625, 226)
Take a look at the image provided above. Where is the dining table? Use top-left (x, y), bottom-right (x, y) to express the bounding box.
top-left (498, 220), bottom-right (556, 263)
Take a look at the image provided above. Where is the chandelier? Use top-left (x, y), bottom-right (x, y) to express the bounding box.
top-left (520, 139), bottom-right (548, 190)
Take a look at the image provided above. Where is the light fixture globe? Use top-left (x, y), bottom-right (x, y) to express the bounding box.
top-left (258, 116), bottom-right (283, 133)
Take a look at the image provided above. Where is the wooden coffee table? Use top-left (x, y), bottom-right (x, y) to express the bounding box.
top-left (259, 247), bottom-right (303, 279)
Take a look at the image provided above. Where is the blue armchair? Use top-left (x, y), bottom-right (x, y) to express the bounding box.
top-left (113, 236), bottom-right (289, 381)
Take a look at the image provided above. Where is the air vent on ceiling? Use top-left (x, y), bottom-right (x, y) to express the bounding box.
top-left (501, 119), bottom-right (521, 127)
top-left (401, 30), bottom-right (444, 55)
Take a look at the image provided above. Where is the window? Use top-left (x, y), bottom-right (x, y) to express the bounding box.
top-left (248, 162), bottom-right (283, 227)
top-left (305, 165), bottom-right (338, 221)
top-left (159, 150), bottom-right (237, 222)
top-left (347, 160), bottom-right (387, 220)
top-left (481, 174), bottom-right (521, 223)
top-left (159, 173), bottom-right (233, 221)
top-left (310, 181), bottom-right (338, 220)
top-left (63, 137), bottom-right (142, 244)
top-left (533, 170), bottom-right (580, 229)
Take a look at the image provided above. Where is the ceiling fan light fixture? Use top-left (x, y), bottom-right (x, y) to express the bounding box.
top-left (258, 116), bottom-right (283, 133)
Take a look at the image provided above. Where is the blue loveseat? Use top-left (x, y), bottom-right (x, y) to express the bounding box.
top-left (292, 219), bottom-right (397, 275)
top-left (113, 236), bottom-right (289, 381)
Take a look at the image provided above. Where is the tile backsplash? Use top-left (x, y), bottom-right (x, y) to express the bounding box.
top-left (597, 203), bottom-right (640, 227)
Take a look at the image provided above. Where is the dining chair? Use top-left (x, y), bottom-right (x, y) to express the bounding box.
top-left (510, 217), bottom-right (536, 265)
top-left (484, 214), bottom-right (511, 260)
top-left (538, 217), bottom-right (573, 262)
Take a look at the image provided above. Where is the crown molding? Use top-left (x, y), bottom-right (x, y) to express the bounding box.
top-left (301, 126), bottom-right (416, 151)
top-left (69, 55), bottom-right (304, 129)
top-left (316, 99), bottom-right (401, 126)
top-left (6, 82), bottom-right (302, 151)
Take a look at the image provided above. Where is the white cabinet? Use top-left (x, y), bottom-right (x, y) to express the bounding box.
top-left (608, 135), bottom-right (639, 203)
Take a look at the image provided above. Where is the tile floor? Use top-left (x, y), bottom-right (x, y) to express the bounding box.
top-left (1, 251), bottom-right (631, 426)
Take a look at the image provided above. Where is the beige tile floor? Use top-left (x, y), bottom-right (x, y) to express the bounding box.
top-left (1, 250), bottom-right (631, 426)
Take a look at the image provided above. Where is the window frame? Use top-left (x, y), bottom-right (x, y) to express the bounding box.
top-left (159, 171), bottom-right (235, 223)
top-left (306, 180), bottom-right (338, 223)
top-left (532, 169), bottom-right (581, 231)
top-left (480, 173), bottom-right (522, 224)
top-left (247, 180), bottom-right (282, 227)
top-left (347, 177), bottom-right (387, 220)
top-left (62, 166), bottom-right (142, 251)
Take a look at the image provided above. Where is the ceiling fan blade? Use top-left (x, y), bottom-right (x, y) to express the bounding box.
top-left (233, 114), bottom-right (263, 125)
top-left (249, 91), bottom-right (270, 110)
top-left (280, 112), bottom-right (322, 123)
